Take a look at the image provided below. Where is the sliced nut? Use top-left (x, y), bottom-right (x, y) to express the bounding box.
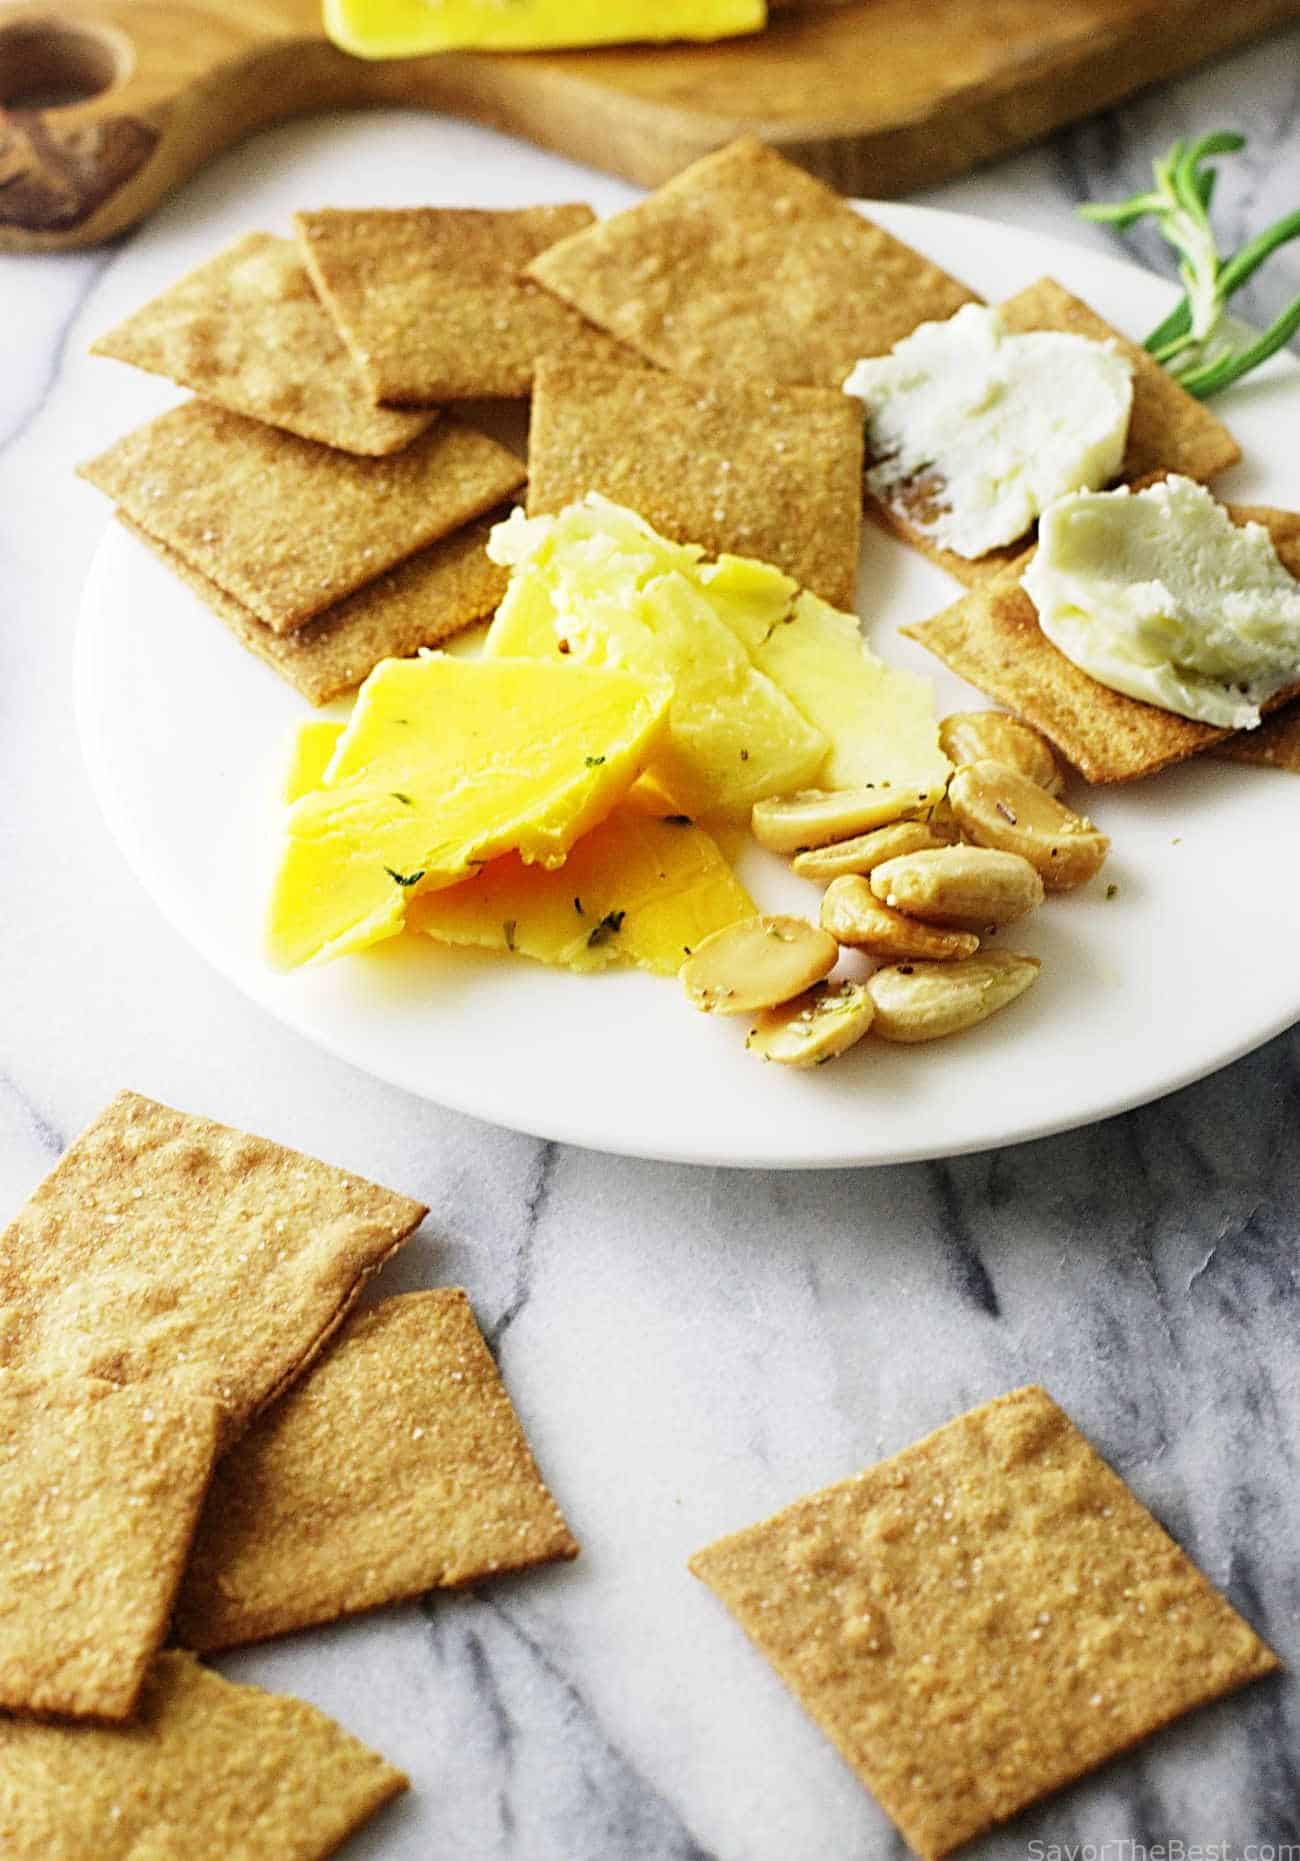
top-left (870, 845), bottom-right (1043, 928)
top-left (939, 712), bottom-right (1064, 795)
top-left (821, 875), bottom-right (980, 961)
top-left (791, 820), bottom-right (943, 881)
top-left (751, 783), bottom-right (942, 854)
top-left (679, 914), bottom-right (837, 1016)
top-left (747, 979), bottom-right (876, 1068)
top-left (948, 760), bottom-right (1109, 892)
top-left (868, 952), bottom-right (1041, 1043)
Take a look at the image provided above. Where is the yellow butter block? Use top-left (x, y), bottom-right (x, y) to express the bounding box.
top-left (486, 502), bottom-right (828, 819)
top-left (410, 784), bottom-right (753, 975)
top-left (324, 0), bottom-right (764, 59)
top-left (269, 653), bottom-right (671, 970)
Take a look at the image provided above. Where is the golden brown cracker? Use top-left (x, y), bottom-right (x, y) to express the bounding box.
top-left (90, 232), bottom-right (440, 457)
top-left (0, 1650), bottom-right (406, 1859)
top-left (173, 1290), bottom-right (577, 1652)
top-left (119, 510), bottom-right (509, 705)
top-left (295, 203), bottom-right (640, 404)
top-left (999, 277), bottom-right (1240, 485)
top-left (0, 1371), bottom-right (219, 1722)
top-left (78, 403), bottom-right (525, 632)
top-left (0, 1091), bottom-right (426, 1449)
top-left (690, 1386), bottom-right (1277, 1860)
top-left (526, 137), bottom-right (977, 389)
top-left (527, 357), bottom-right (864, 608)
top-left (904, 500), bottom-right (1300, 784)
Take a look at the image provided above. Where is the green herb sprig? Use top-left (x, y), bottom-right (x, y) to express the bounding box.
top-left (1080, 132), bottom-right (1300, 398)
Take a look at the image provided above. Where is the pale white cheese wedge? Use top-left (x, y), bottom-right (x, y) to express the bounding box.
top-left (1022, 475), bottom-right (1300, 729)
top-left (843, 304), bottom-right (1134, 559)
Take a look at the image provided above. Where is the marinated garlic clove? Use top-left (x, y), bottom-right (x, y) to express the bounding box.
top-left (747, 979), bottom-right (876, 1068)
top-left (679, 914), bottom-right (838, 1016)
top-left (870, 845), bottom-right (1043, 928)
top-left (791, 820), bottom-right (943, 881)
top-left (948, 760), bottom-right (1109, 892)
top-left (751, 783), bottom-right (942, 854)
top-left (938, 712), bottom-right (1065, 795)
top-left (868, 952), bottom-right (1041, 1043)
top-left (820, 875), bottom-right (980, 961)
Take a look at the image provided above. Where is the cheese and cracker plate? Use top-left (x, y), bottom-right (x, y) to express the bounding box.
top-left (75, 162), bottom-right (1300, 1168)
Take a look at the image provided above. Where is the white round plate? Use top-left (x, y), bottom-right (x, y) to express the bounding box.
top-left (77, 197), bottom-right (1300, 1168)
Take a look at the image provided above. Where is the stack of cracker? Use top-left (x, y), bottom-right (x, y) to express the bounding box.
top-left (0, 1090), bottom-right (577, 1858)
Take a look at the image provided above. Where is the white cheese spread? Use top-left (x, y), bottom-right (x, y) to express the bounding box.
top-left (1022, 475), bottom-right (1300, 729)
top-left (843, 304), bottom-right (1134, 559)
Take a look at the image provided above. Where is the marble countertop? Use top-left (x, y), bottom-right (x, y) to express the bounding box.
top-left (5, 27), bottom-right (1300, 1858)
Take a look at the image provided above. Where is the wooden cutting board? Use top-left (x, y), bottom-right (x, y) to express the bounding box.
top-left (3, 0), bottom-right (1299, 252)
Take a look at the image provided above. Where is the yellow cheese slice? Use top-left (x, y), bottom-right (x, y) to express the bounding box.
top-left (706, 558), bottom-right (952, 800)
top-left (486, 499), bottom-right (951, 813)
top-left (268, 653), bottom-right (671, 970)
top-left (486, 503), bottom-right (828, 819)
top-left (324, 0), bottom-right (764, 59)
top-left (409, 785), bottom-right (754, 975)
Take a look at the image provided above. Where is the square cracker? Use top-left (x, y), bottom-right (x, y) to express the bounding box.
top-left (690, 1385), bottom-right (1278, 1860)
top-left (526, 136), bottom-right (977, 390)
top-left (173, 1289), bottom-right (578, 1652)
top-left (295, 204), bottom-right (641, 404)
top-left (0, 1650), bottom-right (406, 1860)
top-left (0, 1091), bottom-right (426, 1449)
top-left (119, 509), bottom-right (510, 705)
top-left (78, 403), bottom-right (525, 633)
top-left (527, 357), bottom-right (864, 609)
top-left (867, 276), bottom-right (1242, 588)
top-left (0, 1370), bottom-right (220, 1722)
top-left (904, 499), bottom-right (1300, 784)
top-left (90, 232), bottom-right (440, 457)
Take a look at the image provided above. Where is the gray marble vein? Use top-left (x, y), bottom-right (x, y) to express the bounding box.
top-left (5, 34), bottom-right (1300, 1860)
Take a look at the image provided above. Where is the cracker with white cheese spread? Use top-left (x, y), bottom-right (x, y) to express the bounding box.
top-left (119, 509), bottom-right (510, 705)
